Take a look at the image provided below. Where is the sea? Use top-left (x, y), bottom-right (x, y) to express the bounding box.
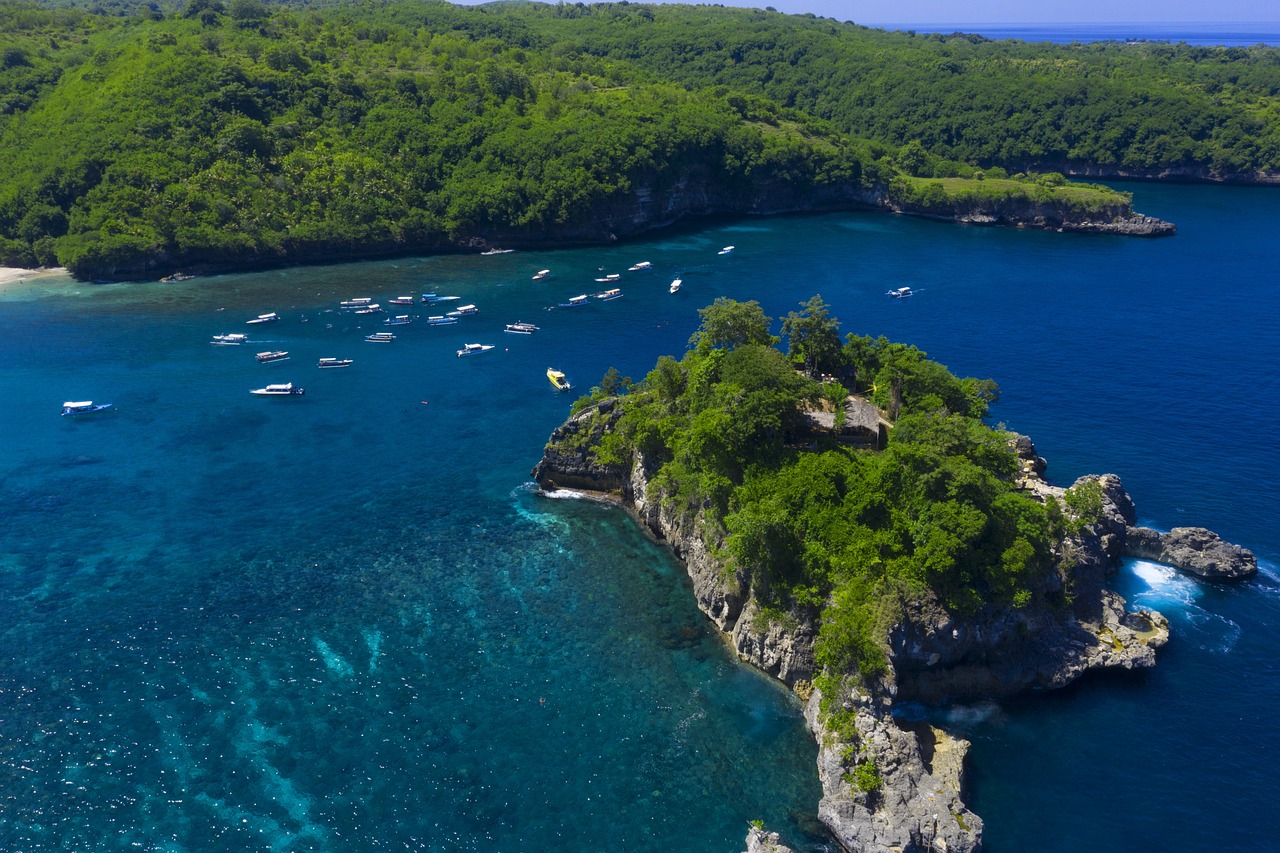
top-left (1, 180), bottom-right (1278, 852)
top-left (882, 22), bottom-right (1280, 47)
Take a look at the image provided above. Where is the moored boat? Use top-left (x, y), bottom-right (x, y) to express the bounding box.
top-left (594, 273), bottom-right (621, 283)
top-left (454, 304), bottom-right (478, 315)
top-left (384, 314), bottom-right (412, 326)
top-left (669, 278), bottom-right (682, 294)
top-left (255, 350), bottom-right (289, 364)
top-left (211, 333), bottom-right (248, 345)
top-left (246, 312), bottom-right (279, 325)
top-left (717, 245), bottom-right (735, 255)
top-left (456, 343), bottom-right (495, 357)
top-left (505, 322), bottom-right (539, 334)
top-left (353, 303), bottom-right (383, 314)
top-left (250, 383), bottom-right (304, 396)
top-left (481, 247), bottom-right (514, 255)
top-left (365, 332), bottom-right (396, 342)
top-left (426, 315), bottom-right (458, 326)
top-left (61, 400), bottom-right (113, 416)
top-left (388, 296), bottom-right (415, 306)
top-left (559, 294), bottom-right (589, 307)
top-left (532, 269), bottom-right (551, 281)
top-left (886, 286), bottom-right (915, 298)
top-left (547, 368), bottom-right (571, 392)
top-left (340, 297), bottom-right (373, 309)
top-left (594, 288), bottom-right (622, 301)
top-left (628, 261), bottom-right (652, 271)
top-left (160, 272), bottom-right (195, 283)
top-left (317, 357), bottom-right (353, 369)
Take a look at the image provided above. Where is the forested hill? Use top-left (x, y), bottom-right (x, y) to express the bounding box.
top-left (0, 2), bottom-right (1234, 278)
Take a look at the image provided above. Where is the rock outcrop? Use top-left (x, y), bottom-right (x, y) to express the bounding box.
top-left (531, 403), bottom-right (1259, 852)
top-left (1124, 526), bottom-right (1257, 579)
top-left (744, 825), bottom-right (798, 853)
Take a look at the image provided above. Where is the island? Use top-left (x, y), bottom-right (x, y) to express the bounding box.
top-left (531, 297), bottom-right (1255, 851)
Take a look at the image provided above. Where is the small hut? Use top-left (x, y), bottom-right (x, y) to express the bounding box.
top-left (803, 396), bottom-right (891, 450)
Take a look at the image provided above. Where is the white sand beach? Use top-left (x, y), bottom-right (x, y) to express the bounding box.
top-left (0, 266), bottom-right (69, 286)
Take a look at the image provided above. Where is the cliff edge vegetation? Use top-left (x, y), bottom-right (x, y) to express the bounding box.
top-left (0, 1), bottom-right (1172, 279)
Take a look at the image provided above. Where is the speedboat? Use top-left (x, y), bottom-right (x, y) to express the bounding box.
top-left (365, 332), bottom-right (396, 342)
top-left (353, 303), bottom-right (383, 314)
top-left (388, 296), bottom-right (415, 305)
top-left (505, 322), bottom-right (539, 334)
top-left (454, 304), bottom-right (478, 315)
top-left (211, 333), bottom-right (248, 345)
top-left (547, 368), bottom-right (571, 392)
top-left (594, 288), bottom-right (622, 301)
top-left (340, 297), bottom-right (373, 309)
top-left (250, 383), bottom-right (304, 396)
top-left (62, 400), bottom-right (112, 416)
top-left (669, 278), bottom-right (682, 294)
top-left (457, 343), bottom-right (495, 357)
top-left (426, 315), bottom-right (457, 325)
top-left (384, 314), bottom-right (412, 325)
top-left (422, 294), bottom-right (460, 303)
top-left (594, 273), bottom-right (621, 283)
top-left (886, 286), bottom-right (915, 298)
top-left (481, 247), bottom-right (514, 255)
top-left (559, 294), bottom-right (589, 307)
top-left (317, 357), bottom-right (353, 369)
top-left (160, 272), bottom-right (195, 283)
top-left (628, 261), bottom-right (652, 271)
top-left (718, 245), bottom-right (735, 255)
top-left (255, 350), bottom-right (289, 363)
top-left (246, 312), bottom-right (279, 325)
top-left (532, 269), bottom-right (551, 281)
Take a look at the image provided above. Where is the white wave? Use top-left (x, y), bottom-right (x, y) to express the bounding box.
top-left (1126, 559), bottom-right (1202, 608)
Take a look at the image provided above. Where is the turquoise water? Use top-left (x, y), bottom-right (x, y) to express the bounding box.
top-left (3, 182), bottom-right (1278, 851)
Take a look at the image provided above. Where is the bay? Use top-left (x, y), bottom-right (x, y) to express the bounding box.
top-left (2, 180), bottom-right (1277, 851)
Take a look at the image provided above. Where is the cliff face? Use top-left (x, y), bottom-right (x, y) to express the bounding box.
top-left (531, 405), bottom-right (1263, 852)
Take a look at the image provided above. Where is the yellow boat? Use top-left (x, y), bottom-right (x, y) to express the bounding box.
top-left (547, 368), bottom-right (571, 392)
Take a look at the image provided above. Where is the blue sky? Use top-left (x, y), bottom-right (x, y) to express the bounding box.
top-left (454, 1), bottom-right (1280, 25)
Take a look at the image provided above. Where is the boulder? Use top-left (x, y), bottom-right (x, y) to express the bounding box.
top-left (1125, 526), bottom-right (1257, 579)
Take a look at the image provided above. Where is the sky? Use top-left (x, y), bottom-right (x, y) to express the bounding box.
top-left (454, 1), bottom-right (1280, 25)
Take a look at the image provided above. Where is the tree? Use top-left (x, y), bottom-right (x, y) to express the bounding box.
top-left (781, 294), bottom-right (844, 378)
top-left (689, 297), bottom-right (777, 352)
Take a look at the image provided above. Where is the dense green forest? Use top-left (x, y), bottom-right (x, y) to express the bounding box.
top-left (569, 297), bottom-right (1079, 680)
top-left (3, 1), bottom-right (1264, 278)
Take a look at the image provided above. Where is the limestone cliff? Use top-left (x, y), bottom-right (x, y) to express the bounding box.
top-left (531, 404), bottom-right (1256, 852)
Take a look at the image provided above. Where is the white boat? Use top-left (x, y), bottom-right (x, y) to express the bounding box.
top-left (318, 357), bottom-right (353, 369)
top-left (886, 286), bottom-right (915, 298)
top-left (160, 272), bottom-right (195, 283)
top-left (594, 288), bottom-right (622, 301)
top-left (353, 303), bottom-right (383, 314)
top-left (384, 314), bottom-right (412, 326)
top-left (481, 247), bottom-right (514, 255)
top-left (62, 400), bottom-right (112, 416)
top-left (250, 383), bottom-right (304, 396)
top-left (365, 332), bottom-right (396, 342)
top-left (388, 296), bottom-right (415, 305)
top-left (457, 343), bottom-right (495, 357)
top-left (628, 261), bottom-right (652, 271)
top-left (422, 294), bottom-right (460, 303)
top-left (211, 333), bottom-right (248, 345)
top-left (454, 304), bottom-right (478, 315)
top-left (426, 315), bottom-right (458, 325)
top-left (340, 297), bottom-right (373, 308)
top-left (532, 269), bottom-right (551, 281)
top-left (547, 368), bottom-right (571, 392)
top-left (559, 294), bottom-right (589, 307)
top-left (505, 322), bottom-right (539, 334)
top-left (718, 245), bottom-right (735, 255)
top-left (255, 350), bottom-right (289, 363)
top-left (669, 278), bottom-right (682, 294)
top-left (594, 273), bottom-right (621, 283)
top-left (246, 312), bottom-right (279, 325)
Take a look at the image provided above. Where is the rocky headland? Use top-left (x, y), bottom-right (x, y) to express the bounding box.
top-left (533, 404), bottom-right (1254, 852)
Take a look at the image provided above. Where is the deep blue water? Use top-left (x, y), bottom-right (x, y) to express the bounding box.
top-left (2, 181), bottom-right (1278, 851)
top-left (883, 22), bottom-right (1280, 46)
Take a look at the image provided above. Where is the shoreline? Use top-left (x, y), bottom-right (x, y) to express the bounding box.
top-left (0, 266), bottom-right (69, 286)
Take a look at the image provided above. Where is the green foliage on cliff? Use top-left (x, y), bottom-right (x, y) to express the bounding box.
top-left (583, 299), bottom-right (1055, 683)
top-left (0, 0), bottom-right (1152, 276)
